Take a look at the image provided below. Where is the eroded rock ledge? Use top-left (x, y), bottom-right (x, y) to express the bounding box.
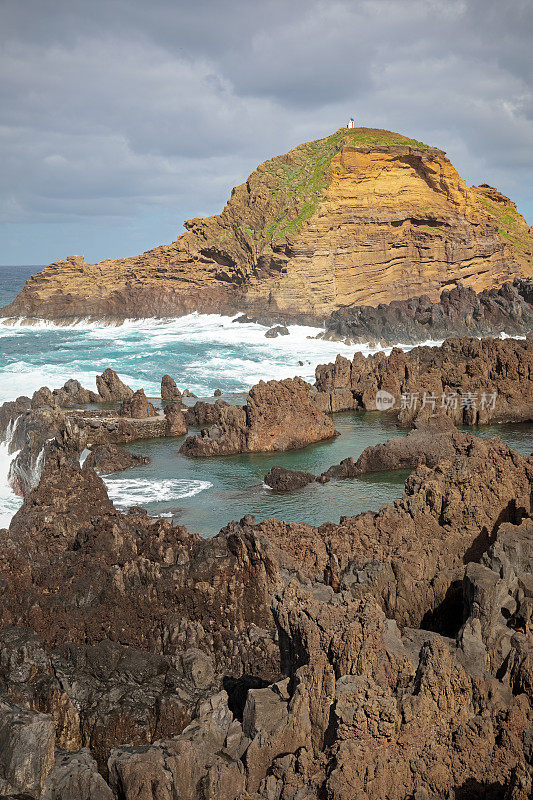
top-left (315, 335), bottom-right (533, 426)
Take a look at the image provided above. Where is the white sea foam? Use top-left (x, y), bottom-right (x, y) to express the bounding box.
top-left (103, 477), bottom-right (212, 508)
top-left (0, 364), bottom-right (151, 404)
top-left (0, 310), bottom-right (446, 525)
top-left (79, 448), bottom-right (91, 466)
top-left (0, 421), bottom-right (22, 528)
top-left (0, 312), bottom-right (371, 403)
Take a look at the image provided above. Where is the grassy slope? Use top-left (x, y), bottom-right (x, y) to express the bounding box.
top-left (237, 127), bottom-right (435, 250)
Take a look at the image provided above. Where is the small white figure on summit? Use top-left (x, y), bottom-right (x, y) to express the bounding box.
top-left (347, 117), bottom-right (355, 128)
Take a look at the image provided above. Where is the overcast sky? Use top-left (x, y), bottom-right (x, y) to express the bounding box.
top-left (1, 0), bottom-right (532, 265)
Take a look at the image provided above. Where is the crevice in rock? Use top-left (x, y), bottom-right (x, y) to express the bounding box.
top-left (420, 580), bottom-right (465, 638)
top-left (222, 674), bottom-right (271, 722)
top-left (453, 777), bottom-right (508, 800)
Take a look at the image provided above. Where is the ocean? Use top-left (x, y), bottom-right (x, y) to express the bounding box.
top-left (1, 265), bottom-right (531, 535)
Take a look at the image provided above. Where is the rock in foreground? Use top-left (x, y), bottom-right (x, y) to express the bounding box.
top-left (0, 425), bottom-right (532, 797)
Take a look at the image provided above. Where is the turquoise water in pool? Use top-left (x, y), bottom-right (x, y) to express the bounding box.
top-left (105, 416), bottom-right (533, 538)
top-left (106, 411), bottom-right (411, 536)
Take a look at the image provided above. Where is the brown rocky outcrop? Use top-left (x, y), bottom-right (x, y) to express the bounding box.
top-left (164, 403), bottom-right (188, 436)
top-left (264, 465), bottom-right (318, 492)
top-left (160, 375), bottom-right (182, 403)
top-left (2, 128), bottom-right (531, 324)
top-left (315, 335), bottom-right (533, 425)
top-left (52, 379), bottom-right (100, 407)
top-left (180, 377), bottom-right (337, 457)
top-left (322, 414), bottom-right (463, 479)
top-left (321, 278), bottom-right (533, 346)
top-left (184, 399), bottom-right (229, 428)
top-left (83, 444), bottom-right (149, 473)
top-left (0, 423), bottom-right (531, 795)
top-left (118, 389), bottom-right (158, 419)
top-left (242, 433), bottom-right (533, 630)
top-left (95, 369), bottom-right (134, 402)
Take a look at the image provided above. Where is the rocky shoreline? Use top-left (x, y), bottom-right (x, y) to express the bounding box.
top-left (319, 278), bottom-right (533, 346)
top-left (0, 336), bottom-right (532, 798)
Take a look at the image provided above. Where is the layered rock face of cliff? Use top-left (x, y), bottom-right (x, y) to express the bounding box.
top-left (2, 128), bottom-right (532, 322)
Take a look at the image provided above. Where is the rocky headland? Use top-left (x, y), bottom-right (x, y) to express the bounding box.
top-left (2, 129), bottom-right (532, 325)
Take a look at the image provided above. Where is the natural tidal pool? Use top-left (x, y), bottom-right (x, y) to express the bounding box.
top-left (105, 411), bottom-right (409, 536)
top-left (104, 413), bottom-right (533, 538)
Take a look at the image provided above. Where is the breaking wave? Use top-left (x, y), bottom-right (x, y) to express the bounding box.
top-left (103, 477), bottom-right (213, 508)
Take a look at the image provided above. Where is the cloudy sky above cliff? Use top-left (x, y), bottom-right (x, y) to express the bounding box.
top-left (1, 0), bottom-right (532, 264)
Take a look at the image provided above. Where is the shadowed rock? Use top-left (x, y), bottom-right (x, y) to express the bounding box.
top-left (264, 466), bottom-right (317, 492)
top-left (83, 444), bottom-right (149, 474)
top-left (321, 279), bottom-right (533, 346)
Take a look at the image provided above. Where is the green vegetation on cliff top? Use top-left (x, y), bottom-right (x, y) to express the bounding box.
top-left (244, 127), bottom-right (435, 246)
top-left (473, 191), bottom-right (530, 254)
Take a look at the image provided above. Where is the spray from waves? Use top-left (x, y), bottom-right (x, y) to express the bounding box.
top-left (0, 419), bottom-right (23, 528)
top-left (26, 444), bottom-right (47, 491)
top-left (0, 363), bottom-right (154, 404)
top-left (0, 311), bottom-right (446, 403)
top-left (103, 477), bottom-right (212, 509)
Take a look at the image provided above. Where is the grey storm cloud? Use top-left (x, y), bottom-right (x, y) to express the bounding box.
top-left (0, 0), bottom-right (532, 264)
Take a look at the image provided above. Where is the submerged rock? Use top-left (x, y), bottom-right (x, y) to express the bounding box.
top-left (265, 325), bottom-right (289, 338)
top-left (264, 466), bottom-right (316, 492)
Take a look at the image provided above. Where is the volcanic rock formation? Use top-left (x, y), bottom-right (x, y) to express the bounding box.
top-left (180, 377), bottom-right (337, 456)
top-left (314, 335), bottom-right (533, 425)
top-left (321, 278), bottom-right (533, 346)
top-left (2, 128), bottom-right (532, 323)
top-left (0, 422), bottom-right (531, 798)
